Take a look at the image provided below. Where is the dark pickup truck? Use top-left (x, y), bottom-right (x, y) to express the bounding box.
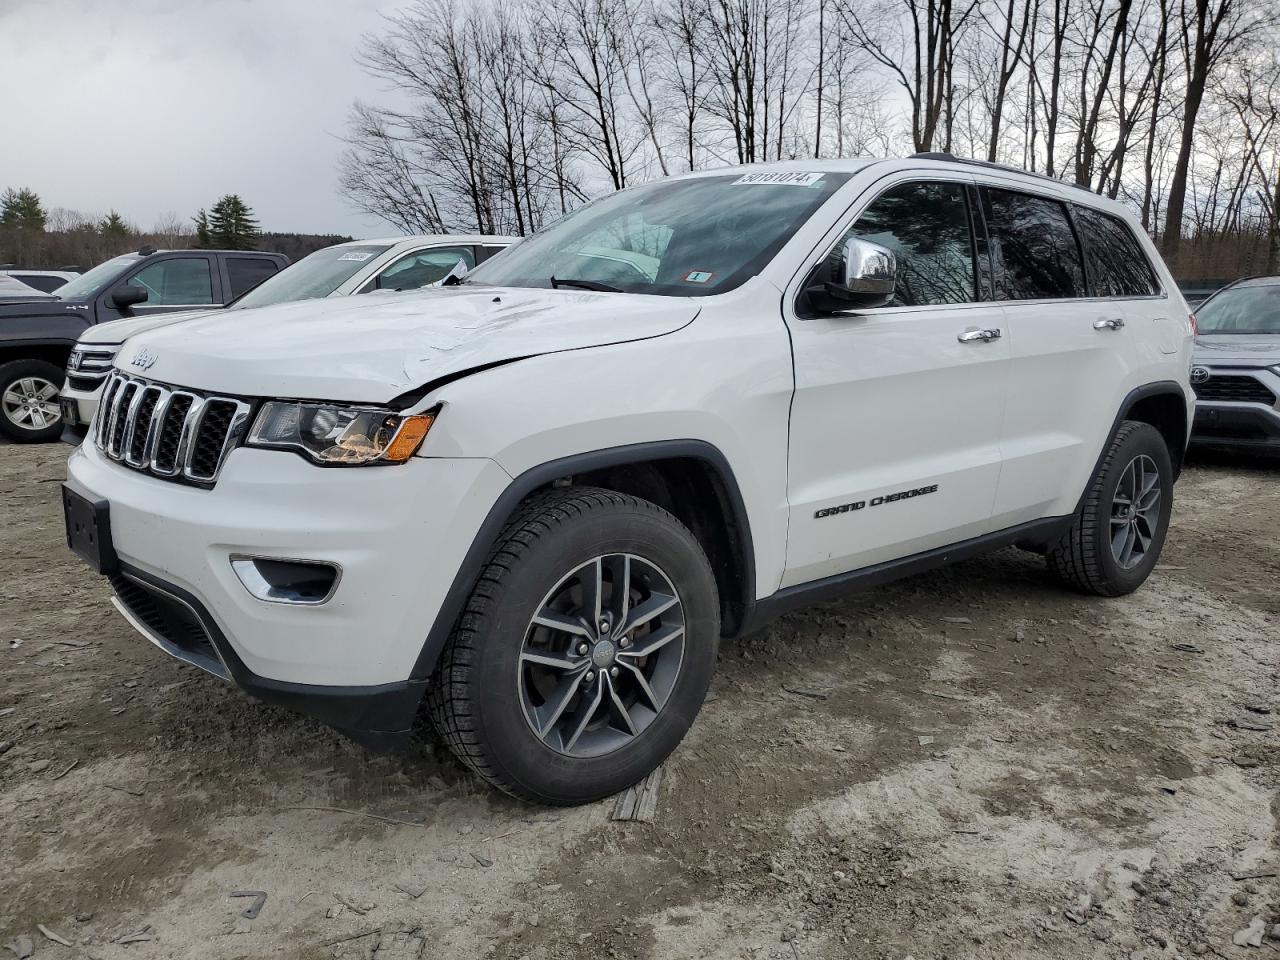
top-left (0, 247), bottom-right (287, 441)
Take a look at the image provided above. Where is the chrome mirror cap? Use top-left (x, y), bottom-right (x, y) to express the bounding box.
top-left (836, 238), bottom-right (897, 301)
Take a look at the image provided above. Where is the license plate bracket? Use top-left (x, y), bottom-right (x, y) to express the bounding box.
top-left (63, 486), bottom-right (118, 575)
top-left (60, 398), bottom-right (79, 428)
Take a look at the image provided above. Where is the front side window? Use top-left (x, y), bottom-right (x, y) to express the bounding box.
top-left (125, 257), bottom-right (213, 305)
top-left (467, 171), bottom-right (854, 296)
top-left (1195, 282), bottom-right (1280, 334)
top-left (839, 181), bottom-right (977, 306)
top-left (370, 246), bottom-right (476, 291)
top-left (986, 189), bottom-right (1085, 300)
top-left (1073, 206), bottom-right (1159, 297)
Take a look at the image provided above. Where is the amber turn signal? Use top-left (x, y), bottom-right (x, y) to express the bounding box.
top-left (381, 413), bottom-right (436, 463)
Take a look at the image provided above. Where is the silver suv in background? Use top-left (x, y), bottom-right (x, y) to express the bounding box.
top-left (60, 235), bottom-right (514, 437)
top-left (1188, 276), bottom-right (1280, 451)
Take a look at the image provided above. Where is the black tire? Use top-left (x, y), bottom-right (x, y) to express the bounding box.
top-left (1046, 420), bottom-right (1173, 596)
top-left (426, 487), bottom-right (720, 805)
top-left (0, 358), bottom-right (65, 442)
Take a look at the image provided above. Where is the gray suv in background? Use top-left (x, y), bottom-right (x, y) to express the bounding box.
top-left (1189, 276), bottom-right (1280, 451)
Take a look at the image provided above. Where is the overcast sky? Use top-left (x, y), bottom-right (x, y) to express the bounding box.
top-left (0, 0), bottom-right (403, 238)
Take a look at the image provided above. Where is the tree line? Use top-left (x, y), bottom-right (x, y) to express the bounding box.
top-left (339, 0), bottom-right (1280, 278)
top-left (0, 191), bottom-right (346, 271)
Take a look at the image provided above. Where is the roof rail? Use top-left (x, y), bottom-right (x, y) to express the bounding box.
top-left (907, 152), bottom-right (1089, 192)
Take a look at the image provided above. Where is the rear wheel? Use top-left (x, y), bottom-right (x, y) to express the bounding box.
top-left (1046, 420), bottom-right (1173, 596)
top-left (427, 487), bottom-right (719, 805)
top-left (0, 359), bottom-right (64, 442)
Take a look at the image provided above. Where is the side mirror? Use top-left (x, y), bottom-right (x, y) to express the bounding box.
top-left (438, 259), bottom-right (469, 287)
top-left (810, 238), bottom-right (897, 312)
top-left (110, 285), bottom-right (148, 310)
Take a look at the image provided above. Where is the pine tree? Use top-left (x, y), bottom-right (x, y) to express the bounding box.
top-left (99, 210), bottom-right (130, 239)
top-left (0, 187), bottom-right (47, 230)
top-left (204, 195), bottom-right (260, 250)
top-left (192, 209), bottom-right (210, 248)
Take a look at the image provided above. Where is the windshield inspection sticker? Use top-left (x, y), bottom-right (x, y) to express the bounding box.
top-left (683, 270), bottom-right (715, 283)
top-left (732, 171), bottom-right (825, 187)
top-left (337, 251), bottom-right (375, 262)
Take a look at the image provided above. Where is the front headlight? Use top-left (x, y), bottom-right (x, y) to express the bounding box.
top-left (246, 401), bottom-right (436, 465)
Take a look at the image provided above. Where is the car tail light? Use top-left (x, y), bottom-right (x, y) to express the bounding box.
top-left (1187, 312), bottom-right (1197, 336)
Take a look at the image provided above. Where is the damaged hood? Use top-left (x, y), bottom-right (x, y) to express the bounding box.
top-left (116, 286), bottom-right (698, 402)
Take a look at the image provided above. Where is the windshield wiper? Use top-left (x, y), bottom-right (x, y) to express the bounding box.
top-left (549, 276), bottom-right (622, 293)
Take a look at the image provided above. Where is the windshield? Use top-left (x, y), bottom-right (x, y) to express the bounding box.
top-left (1196, 283), bottom-right (1280, 335)
top-left (467, 171), bottom-right (852, 296)
top-left (53, 254), bottom-right (142, 300)
top-left (232, 244), bottom-right (392, 309)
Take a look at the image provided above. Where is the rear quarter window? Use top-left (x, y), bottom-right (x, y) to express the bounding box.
top-left (1073, 206), bottom-right (1160, 297)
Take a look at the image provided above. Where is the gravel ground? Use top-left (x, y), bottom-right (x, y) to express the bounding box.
top-left (1, 442), bottom-right (1278, 960)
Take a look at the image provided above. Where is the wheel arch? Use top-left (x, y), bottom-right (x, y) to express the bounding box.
top-left (0, 343), bottom-right (74, 370)
top-left (1116, 381), bottom-right (1190, 479)
top-left (409, 440), bottom-right (756, 681)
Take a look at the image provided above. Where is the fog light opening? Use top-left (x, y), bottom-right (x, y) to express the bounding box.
top-left (231, 556), bottom-right (341, 605)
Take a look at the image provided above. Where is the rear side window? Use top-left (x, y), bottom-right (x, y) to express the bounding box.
top-left (475, 244), bottom-right (508, 264)
top-left (985, 189), bottom-right (1085, 300)
top-left (842, 180), bottom-right (977, 306)
top-left (1073, 207), bottom-right (1159, 297)
top-left (227, 258), bottom-right (280, 299)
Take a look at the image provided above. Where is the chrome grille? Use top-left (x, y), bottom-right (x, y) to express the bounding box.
top-left (93, 372), bottom-right (251, 485)
top-left (65, 345), bottom-right (119, 391)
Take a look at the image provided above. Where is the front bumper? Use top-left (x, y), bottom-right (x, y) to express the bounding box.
top-left (65, 441), bottom-right (512, 740)
top-left (1189, 365), bottom-right (1280, 449)
top-left (59, 380), bottom-right (100, 444)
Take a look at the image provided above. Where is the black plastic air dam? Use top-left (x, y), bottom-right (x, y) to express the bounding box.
top-left (116, 563), bottom-right (425, 752)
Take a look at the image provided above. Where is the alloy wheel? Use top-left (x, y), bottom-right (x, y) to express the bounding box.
top-left (1110, 453), bottom-right (1161, 570)
top-left (1, 376), bottom-right (60, 431)
top-left (518, 553), bottom-right (686, 758)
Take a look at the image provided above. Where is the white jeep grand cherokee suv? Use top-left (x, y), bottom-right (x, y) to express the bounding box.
top-left (63, 156), bottom-right (1194, 805)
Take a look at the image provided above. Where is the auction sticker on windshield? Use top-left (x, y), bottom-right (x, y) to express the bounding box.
top-left (732, 172), bottom-right (825, 187)
top-left (337, 251), bottom-right (376, 262)
top-left (683, 271), bottom-right (715, 283)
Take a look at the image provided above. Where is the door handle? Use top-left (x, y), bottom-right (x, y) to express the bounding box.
top-left (1093, 318), bottom-right (1125, 330)
top-left (957, 328), bottom-right (1002, 343)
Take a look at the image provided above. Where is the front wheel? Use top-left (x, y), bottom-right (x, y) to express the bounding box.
top-left (426, 487), bottom-right (720, 805)
top-left (1046, 420), bottom-right (1174, 596)
top-left (0, 359), bottom-right (65, 442)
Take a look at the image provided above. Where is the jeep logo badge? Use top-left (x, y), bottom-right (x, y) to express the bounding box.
top-left (130, 348), bottom-right (158, 371)
top-left (1190, 365), bottom-right (1210, 384)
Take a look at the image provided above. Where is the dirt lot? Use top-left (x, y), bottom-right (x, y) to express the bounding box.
top-left (1, 442), bottom-right (1278, 960)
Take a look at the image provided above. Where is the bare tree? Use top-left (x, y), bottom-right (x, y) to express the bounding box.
top-left (1160, 0), bottom-right (1262, 257)
top-left (332, 0), bottom-right (1280, 293)
top-left (835, 0), bottom-right (979, 153)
